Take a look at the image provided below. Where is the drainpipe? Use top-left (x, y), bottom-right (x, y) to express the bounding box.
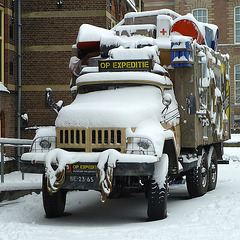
top-left (17, 0), bottom-right (21, 167)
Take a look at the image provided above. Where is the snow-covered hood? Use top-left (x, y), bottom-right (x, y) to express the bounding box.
top-left (55, 86), bottom-right (165, 128)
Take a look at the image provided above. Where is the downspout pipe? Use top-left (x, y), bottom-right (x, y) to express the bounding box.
top-left (17, 0), bottom-right (21, 165)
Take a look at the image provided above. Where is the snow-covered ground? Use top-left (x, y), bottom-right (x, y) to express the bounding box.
top-left (0, 137), bottom-right (240, 240)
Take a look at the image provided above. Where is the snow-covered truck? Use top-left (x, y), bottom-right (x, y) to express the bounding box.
top-left (21, 9), bottom-right (230, 220)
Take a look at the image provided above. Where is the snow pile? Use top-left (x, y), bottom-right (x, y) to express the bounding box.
top-left (76, 24), bottom-right (115, 44)
top-left (127, 118), bottom-right (175, 158)
top-left (101, 34), bottom-right (157, 49)
top-left (108, 45), bottom-right (160, 64)
top-left (56, 85), bottom-right (169, 128)
top-left (0, 172), bottom-right (41, 191)
top-left (127, 119), bottom-right (175, 189)
top-left (153, 153), bottom-right (168, 188)
top-left (33, 126), bottom-right (56, 139)
top-left (76, 71), bottom-right (172, 85)
top-left (171, 35), bottom-right (193, 48)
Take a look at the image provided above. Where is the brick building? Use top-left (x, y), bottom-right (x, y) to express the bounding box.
top-left (0, 0), bottom-right (143, 158)
top-left (144, 0), bottom-right (240, 130)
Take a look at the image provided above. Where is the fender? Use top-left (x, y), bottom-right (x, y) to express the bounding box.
top-left (163, 138), bottom-right (179, 176)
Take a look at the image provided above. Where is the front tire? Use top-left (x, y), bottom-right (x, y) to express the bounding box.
top-left (147, 176), bottom-right (168, 221)
top-left (186, 150), bottom-right (209, 197)
top-left (42, 174), bottom-right (67, 218)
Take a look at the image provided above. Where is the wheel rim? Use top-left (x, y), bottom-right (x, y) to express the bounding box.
top-left (201, 166), bottom-right (208, 188)
top-left (210, 162), bottom-right (217, 183)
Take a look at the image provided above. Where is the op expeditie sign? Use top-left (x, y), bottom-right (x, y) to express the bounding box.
top-left (98, 59), bottom-right (152, 72)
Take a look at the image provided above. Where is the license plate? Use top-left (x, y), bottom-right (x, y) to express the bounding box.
top-left (69, 175), bottom-right (96, 183)
top-left (71, 164), bottom-right (97, 173)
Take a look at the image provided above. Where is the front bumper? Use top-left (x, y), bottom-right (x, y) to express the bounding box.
top-left (21, 151), bottom-right (157, 190)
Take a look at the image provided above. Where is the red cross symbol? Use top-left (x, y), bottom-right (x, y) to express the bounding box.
top-left (160, 28), bottom-right (167, 36)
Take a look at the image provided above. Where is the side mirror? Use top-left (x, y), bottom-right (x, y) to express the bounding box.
top-left (186, 93), bottom-right (197, 115)
top-left (45, 88), bottom-right (53, 109)
top-left (21, 113), bottom-right (28, 129)
top-left (162, 93), bottom-right (172, 107)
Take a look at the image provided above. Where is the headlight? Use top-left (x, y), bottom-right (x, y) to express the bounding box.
top-left (40, 140), bottom-right (51, 149)
top-left (31, 136), bottom-right (56, 153)
top-left (127, 137), bottom-right (155, 155)
top-left (137, 141), bottom-right (150, 149)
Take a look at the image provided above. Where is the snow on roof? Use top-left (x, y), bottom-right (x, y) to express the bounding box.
top-left (172, 13), bottom-right (205, 34)
top-left (34, 126), bottom-right (56, 139)
top-left (101, 34), bottom-right (157, 48)
top-left (108, 45), bottom-right (160, 64)
top-left (100, 33), bottom-right (171, 51)
top-left (55, 86), bottom-right (166, 128)
top-left (171, 13), bottom-right (219, 45)
top-left (124, 9), bottom-right (181, 19)
top-left (0, 82), bottom-right (10, 93)
top-left (76, 24), bottom-right (115, 43)
top-left (116, 24), bottom-right (156, 36)
top-left (76, 72), bottom-right (173, 86)
top-left (170, 34), bottom-right (193, 45)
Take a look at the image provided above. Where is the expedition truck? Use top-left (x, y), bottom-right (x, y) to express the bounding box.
top-left (21, 9), bottom-right (230, 221)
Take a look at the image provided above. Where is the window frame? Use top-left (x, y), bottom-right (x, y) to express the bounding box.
top-left (0, 6), bottom-right (4, 83)
top-left (192, 8), bottom-right (208, 23)
top-left (234, 6), bottom-right (240, 44)
top-left (235, 64), bottom-right (240, 104)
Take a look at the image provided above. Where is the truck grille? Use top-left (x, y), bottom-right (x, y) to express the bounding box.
top-left (56, 127), bottom-right (126, 152)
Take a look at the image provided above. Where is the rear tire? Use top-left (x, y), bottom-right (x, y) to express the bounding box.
top-left (42, 174), bottom-right (67, 218)
top-left (186, 150), bottom-right (208, 197)
top-left (147, 176), bottom-right (168, 221)
top-left (208, 147), bottom-right (218, 191)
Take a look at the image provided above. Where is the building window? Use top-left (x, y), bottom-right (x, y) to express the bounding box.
top-left (192, 9), bottom-right (208, 23)
top-left (0, 7), bottom-right (3, 83)
top-left (235, 7), bottom-right (240, 43)
top-left (235, 65), bottom-right (240, 104)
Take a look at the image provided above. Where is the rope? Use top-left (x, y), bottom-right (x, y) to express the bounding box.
top-left (97, 166), bottom-right (114, 202)
top-left (46, 168), bottom-right (65, 195)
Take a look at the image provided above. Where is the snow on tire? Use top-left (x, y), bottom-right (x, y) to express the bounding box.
top-left (186, 150), bottom-right (209, 197)
top-left (147, 154), bottom-right (168, 221)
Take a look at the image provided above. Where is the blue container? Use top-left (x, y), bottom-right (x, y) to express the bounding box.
top-left (184, 50), bottom-right (190, 61)
top-left (182, 63), bottom-right (191, 67)
top-left (185, 41), bottom-right (192, 49)
top-left (171, 42), bottom-right (179, 48)
top-left (171, 63), bottom-right (180, 67)
top-left (179, 50), bottom-right (184, 58)
top-left (171, 48), bottom-right (180, 64)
